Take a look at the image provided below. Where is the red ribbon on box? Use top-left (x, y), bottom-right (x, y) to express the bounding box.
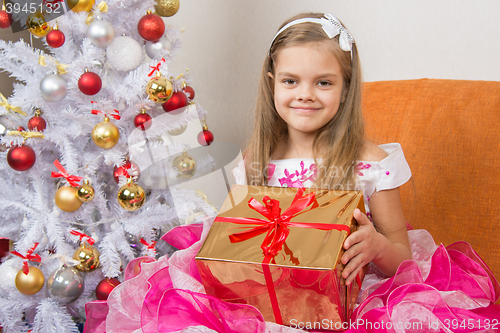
top-left (10, 243), bottom-right (41, 275)
top-left (215, 188), bottom-right (352, 325)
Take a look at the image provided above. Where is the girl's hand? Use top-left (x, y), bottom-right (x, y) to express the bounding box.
top-left (341, 208), bottom-right (382, 285)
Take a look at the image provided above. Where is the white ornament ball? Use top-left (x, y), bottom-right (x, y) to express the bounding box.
top-left (116, 101), bottom-right (126, 111)
top-left (87, 19), bottom-right (115, 48)
top-left (52, 207), bottom-right (60, 218)
top-left (40, 234), bottom-right (49, 245)
top-left (91, 233), bottom-right (99, 243)
top-left (0, 263), bottom-right (18, 293)
top-left (145, 36), bottom-right (171, 59)
top-left (40, 73), bottom-right (67, 102)
top-left (106, 36), bottom-right (143, 71)
top-left (21, 216), bottom-right (30, 228)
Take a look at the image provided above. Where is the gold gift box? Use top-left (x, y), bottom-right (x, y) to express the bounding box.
top-left (195, 185), bottom-right (365, 330)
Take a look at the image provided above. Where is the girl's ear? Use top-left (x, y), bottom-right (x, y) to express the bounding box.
top-left (268, 72), bottom-right (275, 92)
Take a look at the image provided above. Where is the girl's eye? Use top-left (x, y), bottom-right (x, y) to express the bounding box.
top-left (318, 81), bottom-right (332, 86)
top-left (283, 79), bottom-right (296, 85)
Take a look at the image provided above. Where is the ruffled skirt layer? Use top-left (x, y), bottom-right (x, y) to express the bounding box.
top-left (84, 221), bottom-right (500, 333)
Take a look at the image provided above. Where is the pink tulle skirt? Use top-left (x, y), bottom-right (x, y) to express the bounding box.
top-left (84, 219), bottom-right (500, 333)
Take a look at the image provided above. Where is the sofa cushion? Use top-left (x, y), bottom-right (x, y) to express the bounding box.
top-left (362, 79), bottom-right (500, 280)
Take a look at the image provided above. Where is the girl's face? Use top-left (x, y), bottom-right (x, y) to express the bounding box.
top-left (270, 42), bottom-right (345, 137)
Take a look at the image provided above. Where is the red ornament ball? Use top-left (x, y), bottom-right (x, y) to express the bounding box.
top-left (134, 112), bottom-right (152, 131)
top-left (95, 277), bottom-right (121, 300)
top-left (113, 160), bottom-right (140, 183)
top-left (137, 13), bottom-right (165, 41)
top-left (27, 116), bottom-right (47, 132)
top-left (7, 145), bottom-right (36, 171)
top-left (78, 71), bottom-right (102, 95)
top-left (197, 129), bottom-right (214, 146)
top-left (183, 86), bottom-right (195, 100)
top-left (46, 29), bottom-right (65, 48)
top-left (0, 10), bottom-right (12, 29)
top-left (162, 91), bottom-right (188, 113)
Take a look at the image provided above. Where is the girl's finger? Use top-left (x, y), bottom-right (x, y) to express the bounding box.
top-left (344, 231), bottom-right (361, 250)
top-left (353, 208), bottom-right (371, 225)
top-left (342, 250), bottom-right (363, 279)
top-left (345, 264), bottom-right (363, 286)
top-left (341, 240), bottom-right (361, 265)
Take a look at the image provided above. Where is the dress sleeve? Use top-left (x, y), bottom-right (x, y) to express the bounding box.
top-left (358, 143), bottom-right (412, 199)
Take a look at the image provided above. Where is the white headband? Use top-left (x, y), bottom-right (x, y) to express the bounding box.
top-left (271, 13), bottom-right (354, 56)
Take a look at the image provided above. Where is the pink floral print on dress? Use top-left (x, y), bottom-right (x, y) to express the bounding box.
top-left (278, 161), bottom-right (317, 187)
top-left (356, 162), bottom-right (371, 176)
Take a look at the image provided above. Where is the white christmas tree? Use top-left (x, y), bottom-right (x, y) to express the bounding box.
top-left (0, 0), bottom-right (219, 331)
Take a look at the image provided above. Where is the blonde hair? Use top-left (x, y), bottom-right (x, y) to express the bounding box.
top-left (244, 12), bottom-right (365, 190)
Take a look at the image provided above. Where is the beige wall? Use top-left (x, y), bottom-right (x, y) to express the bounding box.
top-left (166, 0), bottom-right (500, 152)
top-left (2, 1), bottom-right (499, 152)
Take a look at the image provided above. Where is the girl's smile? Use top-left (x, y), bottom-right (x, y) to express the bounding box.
top-left (270, 41), bottom-right (345, 137)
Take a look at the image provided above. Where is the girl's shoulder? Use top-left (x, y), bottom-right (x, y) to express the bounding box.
top-left (360, 141), bottom-right (389, 162)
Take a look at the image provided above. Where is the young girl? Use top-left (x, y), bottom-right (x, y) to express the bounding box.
top-left (242, 12), bottom-right (412, 287)
top-left (85, 12), bottom-right (500, 333)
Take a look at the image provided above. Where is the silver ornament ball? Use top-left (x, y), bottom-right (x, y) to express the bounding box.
top-left (40, 73), bottom-right (67, 102)
top-left (0, 113), bottom-right (23, 136)
top-left (47, 265), bottom-right (85, 304)
top-left (106, 36), bottom-right (143, 71)
top-left (87, 19), bottom-right (115, 48)
top-left (145, 36), bottom-right (172, 59)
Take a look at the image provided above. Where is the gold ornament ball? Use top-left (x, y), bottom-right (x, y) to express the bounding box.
top-left (73, 243), bottom-right (100, 272)
top-left (77, 180), bottom-right (95, 202)
top-left (155, 0), bottom-right (180, 17)
top-left (92, 117), bottom-right (120, 149)
top-left (55, 186), bottom-right (82, 212)
top-left (117, 180), bottom-right (146, 211)
top-left (172, 152), bottom-right (196, 179)
top-left (67, 0), bottom-right (95, 12)
top-left (146, 75), bottom-right (173, 103)
top-left (27, 11), bottom-right (51, 38)
top-left (15, 266), bottom-right (45, 295)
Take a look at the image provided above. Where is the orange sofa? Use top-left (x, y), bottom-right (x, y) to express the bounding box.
top-left (362, 79), bottom-right (500, 282)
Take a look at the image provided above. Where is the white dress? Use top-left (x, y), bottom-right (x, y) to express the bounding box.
top-left (233, 143), bottom-right (412, 215)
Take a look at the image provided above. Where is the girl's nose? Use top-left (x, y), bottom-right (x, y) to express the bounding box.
top-left (296, 84), bottom-right (315, 102)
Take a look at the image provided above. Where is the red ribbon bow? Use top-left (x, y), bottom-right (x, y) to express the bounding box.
top-left (51, 160), bottom-right (82, 187)
top-left (10, 243), bottom-right (41, 275)
top-left (140, 238), bottom-right (157, 253)
top-left (148, 58), bottom-right (166, 77)
top-left (70, 230), bottom-right (95, 245)
top-left (91, 101), bottom-right (121, 120)
top-left (215, 188), bottom-right (352, 325)
top-left (220, 188), bottom-right (350, 259)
